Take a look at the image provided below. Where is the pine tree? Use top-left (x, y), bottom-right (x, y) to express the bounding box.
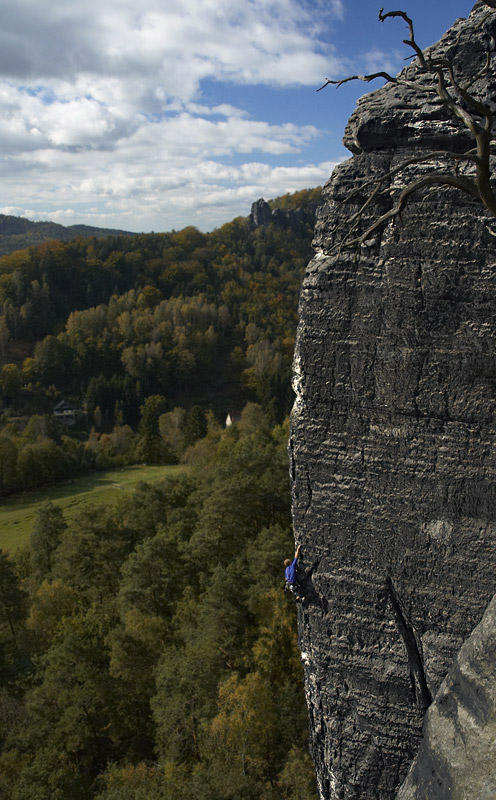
top-left (30, 501), bottom-right (67, 583)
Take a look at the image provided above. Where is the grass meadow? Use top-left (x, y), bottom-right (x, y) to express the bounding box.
top-left (0, 464), bottom-right (184, 554)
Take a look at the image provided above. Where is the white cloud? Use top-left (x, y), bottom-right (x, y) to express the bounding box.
top-left (361, 48), bottom-right (404, 78)
top-left (1, 0), bottom-right (344, 103)
top-left (0, 0), bottom-right (348, 231)
top-left (0, 155), bottom-right (340, 232)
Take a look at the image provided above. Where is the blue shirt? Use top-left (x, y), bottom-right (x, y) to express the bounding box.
top-left (285, 556), bottom-right (298, 584)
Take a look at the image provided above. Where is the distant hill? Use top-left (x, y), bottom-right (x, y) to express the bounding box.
top-left (0, 214), bottom-right (135, 255)
top-left (0, 186), bottom-right (321, 419)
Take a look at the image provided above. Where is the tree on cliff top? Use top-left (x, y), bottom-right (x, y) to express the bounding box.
top-left (319, 3), bottom-right (496, 249)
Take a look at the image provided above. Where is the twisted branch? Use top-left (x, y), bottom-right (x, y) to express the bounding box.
top-left (319, 6), bottom-right (496, 249)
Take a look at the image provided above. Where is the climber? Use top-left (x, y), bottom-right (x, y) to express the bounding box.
top-left (284, 544), bottom-right (305, 601)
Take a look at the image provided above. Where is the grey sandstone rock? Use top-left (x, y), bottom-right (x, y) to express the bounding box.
top-left (397, 593), bottom-right (496, 800)
top-left (249, 197), bottom-right (319, 229)
top-left (290, 4), bottom-right (496, 799)
top-left (250, 198), bottom-right (273, 228)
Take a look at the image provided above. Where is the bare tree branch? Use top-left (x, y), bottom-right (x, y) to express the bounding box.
top-left (336, 149), bottom-right (479, 215)
top-left (317, 73), bottom-right (399, 92)
top-left (342, 174), bottom-right (481, 249)
top-left (319, 6), bottom-right (496, 250)
top-left (378, 9), bottom-right (426, 65)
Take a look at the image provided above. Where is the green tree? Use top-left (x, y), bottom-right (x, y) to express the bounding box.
top-left (152, 563), bottom-right (248, 765)
top-left (13, 604), bottom-right (119, 800)
top-left (0, 551), bottom-right (25, 648)
top-left (106, 609), bottom-right (166, 759)
top-left (32, 335), bottom-right (73, 385)
top-left (0, 316), bottom-right (10, 358)
top-left (0, 364), bottom-right (21, 404)
top-left (54, 507), bottom-right (133, 602)
top-left (0, 437), bottom-right (18, 496)
top-left (20, 279), bottom-right (54, 339)
top-left (16, 439), bottom-right (65, 490)
top-left (159, 407), bottom-right (187, 461)
top-left (118, 527), bottom-right (181, 619)
top-left (183, 405), bottom-right (207, 449)
top-left (26, 579), bottom-right (79, 649)
top-left (187, 421), bottom-right (291, 565)
top-left (209, 671), bottom-right (279, 787)
top-left (22, 415), bottom-right (63, 445)
top-left (137, 285), bottom-right (163, 309)
top-left (95, 762), bottom-right (164, 800)
top-left (277, 747), bottom-right (319, 800)
top-left (30, 501), bottom-right (67, 584)
top-left (116, 480), bottom-right (174, 543)
top-left (136, 395), bottom-right (167, 463)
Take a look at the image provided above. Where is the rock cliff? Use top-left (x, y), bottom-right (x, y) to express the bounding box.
top-left (290, 4), bottom-right (496, 799)
top-left (250, 197), bottom-right (319, 229)
top-left (397, 593), bottom-right (496, 799)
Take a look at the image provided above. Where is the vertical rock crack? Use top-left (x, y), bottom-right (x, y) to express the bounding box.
top-left (386, 576), bottom-right (432, 711)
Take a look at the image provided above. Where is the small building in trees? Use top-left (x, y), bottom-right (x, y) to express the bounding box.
top-left (53, 400), bottom-right (78, 426)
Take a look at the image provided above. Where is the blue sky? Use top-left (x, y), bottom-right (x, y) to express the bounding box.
top-left (0, 0), bottom-right (474, 232)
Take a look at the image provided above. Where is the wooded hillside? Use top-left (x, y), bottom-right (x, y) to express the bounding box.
top-left (0, 188), bottom-right (320, 496)
top-left (0, 410), bottom-right (317, 799)
top-left (0, 189), bottom-right (321, 799)
top-left (0, 215), bottom-right (134, 257)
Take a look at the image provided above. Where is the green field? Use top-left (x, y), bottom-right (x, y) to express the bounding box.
top-left (0, 465), bottom-right (185, 553)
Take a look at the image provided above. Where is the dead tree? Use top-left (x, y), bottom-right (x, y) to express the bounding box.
top-left (318, 4), bottom-right (496, 249)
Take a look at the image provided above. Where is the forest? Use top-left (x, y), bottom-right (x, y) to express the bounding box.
top-left (0, 188), bottom-right (321, 799)
top-left (0, 187), bottom-right (320, 495)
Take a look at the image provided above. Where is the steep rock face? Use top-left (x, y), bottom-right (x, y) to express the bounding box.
top-left (290, 5), bottom-right (496, 799)
top-left (250, 197), bottom-right (319, 229)
top-left (397, 592), bottom-right (496, 799)
top-left (250, 198), bottom-right (274, 227)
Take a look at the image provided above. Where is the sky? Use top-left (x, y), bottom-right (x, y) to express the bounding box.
top-left (0, 0), bottom-right (474, 233)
